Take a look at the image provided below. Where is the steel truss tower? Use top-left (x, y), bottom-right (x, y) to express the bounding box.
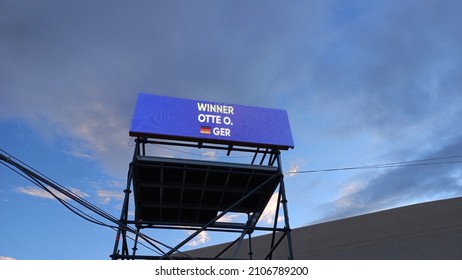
top-left (111, 137), bottom-right (293, 260)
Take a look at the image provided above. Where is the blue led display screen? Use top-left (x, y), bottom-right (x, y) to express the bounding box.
top-left (129, 93), bottom-right (294, 149)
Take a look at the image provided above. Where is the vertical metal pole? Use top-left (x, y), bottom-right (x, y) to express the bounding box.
top-left (141, 137), bottom-right (146, 156)
top-left (247, 232), bottom-right (254, 260)
top-left (132, 228), bottom-right (140, 258)
top-left (251, 148), bottom-right (260, 165)
top-left (276, 151), bottom-right (294, 259)
top-left (259, 148), bottom-right (269, 165)
top-left (268, 189), bottom-right (283, 259)
top-left (111, 141), bottom-right (138, 259)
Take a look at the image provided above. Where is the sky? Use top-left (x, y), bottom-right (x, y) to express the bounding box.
top-left (1, 0), bottom-right (462, 260)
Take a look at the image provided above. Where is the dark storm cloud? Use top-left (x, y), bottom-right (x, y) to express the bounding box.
top-left (0, 0), bottom-right (328, 175)
top-left (0, 0), bottom-right (327, 115)
top-left (309, 0), bottom-right (462, 138)
top-left (2, 0), bottom-right (462, 219)
top-left (301, 1), bottom-right (462, 222)
top-left (3, 0), bottom-right (461, 137)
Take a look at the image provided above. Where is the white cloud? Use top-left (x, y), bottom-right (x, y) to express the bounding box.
top-left (186, 231), bottom-right (210, 247)
top-left (216, 212), bottom-right (247, 223)
top-left (201, 150), bottom-right (217, 160)
top-left (0, 256), bottom-right (15, 260)
top-left (15, 186), bottom-right (88, 201)
top-left (259, 192), bottom-right (284, 225)
top-left (286, 164), bottom-right (299, 177)
top-left (89, 178), bottom-right (125, 189)
top-left (335, 181), bottom-right (367, 210)
top-left (64, 145), bottom-right (94, 159)
top-left (96, 189), bottom-right (125, 205)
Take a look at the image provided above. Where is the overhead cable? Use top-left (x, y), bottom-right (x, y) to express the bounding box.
top-left (284, 155), bottom-right (462, 175)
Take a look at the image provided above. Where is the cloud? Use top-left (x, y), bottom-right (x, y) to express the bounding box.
top-left (15, 186), bottom-right (88, 201)
top-left (3, 1), bottom-right (457, 169)
top-left (216, 212), bottom-right (247, 224)
top-left (0, 256), bottom-right (15, 260)
top-left (309, 1), bottom-right (462, 142)
top-left (201, 150), bottom-right (217, 160)
top-left (96, 189), bottom-right (125, 205)
top-left (286, 1), bottom-right (462, 224)
top-left (285, 158), bottom-right (306, 177)
top-left (3, 0), bottom-right (462, 231)
top-left (186, 231), bottom-right (210, 247)
top-left (259, 192), bottom-right (284, 225)
top-left (0, 1), bottom-right (329, 178)
top-left (316, 136), bottom-right (462, 222)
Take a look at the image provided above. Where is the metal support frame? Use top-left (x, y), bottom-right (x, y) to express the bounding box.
top-left (111, 137), bottom-right (293, 260)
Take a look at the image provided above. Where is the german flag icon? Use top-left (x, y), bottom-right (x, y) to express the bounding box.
top-left (200, 126), bottom-right (211, 135)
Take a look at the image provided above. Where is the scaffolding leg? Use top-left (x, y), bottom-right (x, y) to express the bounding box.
top-left (111, 144), bottom-right (137, 259)
top-left (248, 232), bottom-right (254, 260)
top-left (132, 228), bottom-right (140, 258)
top-left (277, 152), bottom-right (294, 260)
top-left (231, 229), bottom-right (248, 259)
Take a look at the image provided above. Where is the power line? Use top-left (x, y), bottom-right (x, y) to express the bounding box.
top-left (4, 148), bottom-right (462, 257)
top-left (284, 155), bottom-right (462, 175)
top-left (141, 141), bottom-right (462, 174)
top-left (1, 149), bottom-right (194, 259)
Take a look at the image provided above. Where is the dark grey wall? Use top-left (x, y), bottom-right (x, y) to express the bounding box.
top-left (186, 197), bottom-right (462, 259)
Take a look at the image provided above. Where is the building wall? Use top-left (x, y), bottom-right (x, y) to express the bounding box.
top-left (186, 197), bottom-right (462, 259)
